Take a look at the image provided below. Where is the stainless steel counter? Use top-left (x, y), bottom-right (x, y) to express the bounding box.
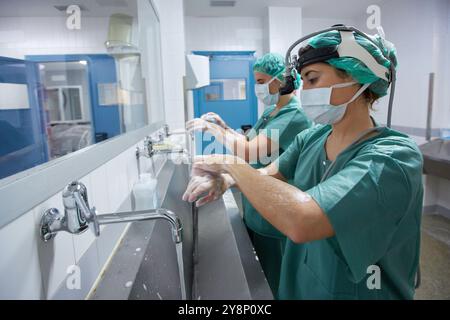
top-left (89, 160), bottom-right (273, 300)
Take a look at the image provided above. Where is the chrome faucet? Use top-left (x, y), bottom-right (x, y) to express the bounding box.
top-left (40, 181), bottom-right (182, 244)
top-left (164, 124), bottom-right (191, 137)
top-left (135, 125), bottom-right (194, 177)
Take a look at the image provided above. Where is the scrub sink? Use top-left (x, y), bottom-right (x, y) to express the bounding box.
top-left (420, 139), bottom-right (450, 180)
top-left (89, 160), bottom-right (273, 300)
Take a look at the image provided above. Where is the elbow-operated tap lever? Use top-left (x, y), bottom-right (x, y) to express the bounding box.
top-left (40, 182), bottom-right (96, 242)
top-left (40, 182), bottom-right (182, 244)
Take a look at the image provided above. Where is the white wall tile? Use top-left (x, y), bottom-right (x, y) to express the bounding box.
top-left (89, 163), bottom-right (111, 215)
top-left (33, 192), bottom-right (76, 299)
top-left (154, 0), bottom-right (187, 133)
top-left (125, 144), bottom-right (140, 192)
top-left (105, 152), bottom-right (130, 213)
top-left (185, 16), bottom-right (264, 57)
top-left (267, 7), bottom-right (302, 56)
top-left (0, 17), bottom-right (109, 57)
top-left (0, 209), bottom-right (44, 299)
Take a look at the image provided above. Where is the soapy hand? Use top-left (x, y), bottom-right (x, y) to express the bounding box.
top-left (201, 112), bottom-right (227, 129)
top-left (182, 174), bottom-right (227, 207)
top-left (185, 118), bottom-right (213, 133)
top-left (183, 155), bottom-right (241, 206)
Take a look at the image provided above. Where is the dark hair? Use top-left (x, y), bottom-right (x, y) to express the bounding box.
top-left (334, 68), bottom-right (379, 107)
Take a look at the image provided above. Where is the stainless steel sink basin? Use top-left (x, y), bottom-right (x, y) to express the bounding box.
top-left (89, 160), bottom-right (272, 300)
top-left (420, 139), bottom-right (450, 180)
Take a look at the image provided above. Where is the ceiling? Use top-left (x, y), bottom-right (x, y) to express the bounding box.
top-left (184, 0), bottom-right (385, 19)
top-left (0, 0), bottom-right (138, 17)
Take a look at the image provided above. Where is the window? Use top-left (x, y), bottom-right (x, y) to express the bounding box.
top-left (205, 79), bottom-right (246, 101)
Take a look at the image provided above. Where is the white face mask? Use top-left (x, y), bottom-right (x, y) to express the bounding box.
top-left (300, 82), bottom-right (371, 125)
top-left (255, 76), bottom-right (280, 107)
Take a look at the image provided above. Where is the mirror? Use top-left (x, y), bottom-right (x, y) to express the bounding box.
top-left (0, 0), bottom-right (164, 181)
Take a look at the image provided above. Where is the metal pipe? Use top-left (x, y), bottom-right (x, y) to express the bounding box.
top-left (426, 72), bottom-right (435, 141)
top-left (97, 208), bottom-right (182, 243)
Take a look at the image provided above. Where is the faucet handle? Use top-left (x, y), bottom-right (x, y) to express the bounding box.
top-left (89, 206), bottom-right (100, 237)
top-left (40, 208), bottom-right (65, 242)
top-left (40, 181), bottom-right (100, 241)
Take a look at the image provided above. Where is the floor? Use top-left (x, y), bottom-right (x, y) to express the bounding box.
top-left (415, 214), bottom-right (450, 300)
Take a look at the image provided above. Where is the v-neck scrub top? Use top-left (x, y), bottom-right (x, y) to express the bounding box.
top-left (275, 124), bottom-right (424, 299)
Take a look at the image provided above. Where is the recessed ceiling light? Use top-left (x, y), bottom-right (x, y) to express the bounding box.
top-left (95, 0), bottom-right (129, 7)
top-left (210, 1), bottom-right (236, 7)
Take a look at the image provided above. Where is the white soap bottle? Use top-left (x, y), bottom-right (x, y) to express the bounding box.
top-left (133, 173), bottom-right (158, 210)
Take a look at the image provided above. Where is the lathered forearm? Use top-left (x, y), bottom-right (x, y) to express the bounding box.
top-left (226, 163), bottom-right (334, 243)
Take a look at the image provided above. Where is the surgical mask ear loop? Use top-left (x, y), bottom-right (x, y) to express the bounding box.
top-left (334, 83), bottom-right (371, 107)
top-left (330, 81), bottom-right (357, 89)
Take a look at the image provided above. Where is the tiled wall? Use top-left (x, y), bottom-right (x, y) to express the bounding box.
top-left (266, 7), bottom-right (303, 56)
top-left (0, 137), bottom-right (167, 299)
top-left (185, 16), bottom-right (264, 58)
top-left (154, 0), bottom-right (187, 132)
top-left (0, 17), bottom-right (111, 58)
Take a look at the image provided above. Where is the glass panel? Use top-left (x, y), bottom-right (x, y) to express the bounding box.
top-left (0, 0), bottom-right (164, 182)
top-left (63, 88), bottom-right (83, 120)
top-left (44, 89), bottom-right (60, 122)
top-left (205, 79), bottom-right (247, 101)
top-left (138, 0), bottom-right (165, 123)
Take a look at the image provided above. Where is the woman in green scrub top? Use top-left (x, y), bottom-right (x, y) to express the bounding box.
top-left (184, 53), bottom-right (312, 297)
top-left (183, 29), bottom-right (423, 300)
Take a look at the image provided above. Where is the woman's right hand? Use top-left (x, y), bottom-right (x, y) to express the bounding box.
top-left (182, 172), bottom-right (234, 207)
top-left (183, 164), bottom-right (236, 207)
top-left (201, 112), bottom-right (228, 129)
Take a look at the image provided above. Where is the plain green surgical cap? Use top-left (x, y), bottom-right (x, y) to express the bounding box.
top-left (253, 52), bottom-right (301, 90)
top-left (307, 30), bottom-right (398, 97)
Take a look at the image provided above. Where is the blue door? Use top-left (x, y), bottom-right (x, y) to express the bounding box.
top-left (0, 57), bottom-right (49, 179)
top-left (193, 51), bottom-right (257, 155)
top-left (27, 54), bottom-right (121, 142)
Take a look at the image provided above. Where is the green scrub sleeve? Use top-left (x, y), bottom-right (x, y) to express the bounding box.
top-left (275, 131), bottom-right (305, 180)
top-left (305, 149), bottom-right (415, 283)
top-left (261, 110), bottom-right (312, 151)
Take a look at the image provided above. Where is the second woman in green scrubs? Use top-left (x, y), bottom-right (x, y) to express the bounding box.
top-left (184, 53), bottom-right (312, 297)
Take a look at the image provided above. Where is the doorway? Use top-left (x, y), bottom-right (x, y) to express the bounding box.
top-left (192, 51), bottom-right (257, 155)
